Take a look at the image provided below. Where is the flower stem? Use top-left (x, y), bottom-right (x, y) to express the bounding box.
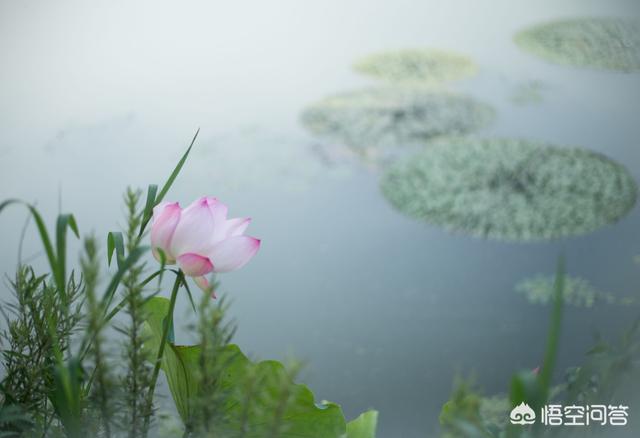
top-left (143, 270), bottom-right (183, 437)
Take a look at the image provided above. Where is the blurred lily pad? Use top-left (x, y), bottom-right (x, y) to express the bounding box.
top-left (516, 274), bottom-right (637, 307)
top-left (354, 48), bottom-right (477, 85)
top-left (380, 138), bottom-right (638, 241)
top-left (300, 88), bottom-right (494, 150)
top-left (515, 18), bottom-right (640, 71)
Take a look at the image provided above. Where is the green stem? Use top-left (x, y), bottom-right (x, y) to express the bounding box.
top-left (142, 271), bottom-right (183, 437)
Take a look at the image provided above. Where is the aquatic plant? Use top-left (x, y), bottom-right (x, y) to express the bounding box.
top-left (0, 133), bottom-right (378, 437)
top-left (353, 48), bottom-right (477, 85)
top-left (516, 274), bottom-right (636, 308)
top-left (515, 18), bottom-right (640, 72)
top-left (441, 259), bottom-right (640, 437)
top-left (441, 301), bottom-right (640, 437)
top-left (380, 138), bottom-right (638, 241)
top-left (301, 88), bottom-right (494, 150)
top-left (441, 259), bottom-right (568, 437)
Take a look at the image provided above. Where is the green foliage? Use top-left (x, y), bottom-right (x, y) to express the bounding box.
top-left (346, 410), bottom-right (379, 438)
top-left (81, 236), bottom-right (116, 438)
top-left (49, 358), bottom-right (84, 438)
top-left (381, 138), bottom-right (638, 241)
top-left (143, 296), bottom-right (359, 437)
top-left (1, 266), bottom-right (84, 435)
top-left (0, 201), bottom-right (79, 304)
top-left (515, 18), bottom-right (640, 72)
top-left (118, 242), bottom-right (154, 436)
top-left (564, 319), bottom-right (640, 406)
top-left (439, 379), bottom-right (501, 438)
top-left (440, 258), bottom-right (565, 438)
top-left (0, 131), bottom-right (378, 438)
top-left (354, 48), bottom-right (477, 85)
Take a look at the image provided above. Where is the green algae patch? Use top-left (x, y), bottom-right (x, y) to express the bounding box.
top-left (300, 88), bottom-right (494, 150)
top-left (515, 18), bottom-right (640, 72)
top-left (380, 138), bottom-right (638, 241)
top-left (354, 48), bottom-right (477, 85)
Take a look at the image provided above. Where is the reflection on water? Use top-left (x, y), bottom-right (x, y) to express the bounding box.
top-left (1, 1), bottom-right (640, 436)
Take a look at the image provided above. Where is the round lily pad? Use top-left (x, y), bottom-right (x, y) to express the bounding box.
top-left (380, 138), bottom-right (638, 241)
top-left (515, 18), bottom-right (640, 72)
top-left (300, 88), bottom-right (494, 150)
top-left (354, 49), bottom-right (477, 85)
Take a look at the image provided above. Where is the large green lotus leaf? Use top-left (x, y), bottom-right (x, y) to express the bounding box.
top-left (300, 88), bottom-right (494, 151)
top-left (143, 297), bottom-right (348, 437)
top-left (515, 18), bottom-right (640, 72)
top-left (354, 48), bottom-right (477, 85)
top-left (380, 138), bottom-right (638, 241)
top-left (346, 410), bottom-right (378, 438)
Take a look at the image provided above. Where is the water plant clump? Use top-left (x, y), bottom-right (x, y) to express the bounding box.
top-left (515, 18), bottom-right (640, 72)
top-left (353, 48), bottom-right (477, 85)
top-left (380, 138), bottom-right (638, 241)
top-left (300, 87), bottom-right (495, 150)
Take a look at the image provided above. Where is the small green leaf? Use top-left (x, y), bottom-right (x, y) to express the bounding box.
top-left (139, 184), bottom-right (158, 236)
top-left (347, 410), bottom-right (378, 438)
top-left (106, 231), bottom-right (125, 268)
top-left (55, 213), bottom-right (80, 304)
top-left (180, 275), bottom-right (197, 314)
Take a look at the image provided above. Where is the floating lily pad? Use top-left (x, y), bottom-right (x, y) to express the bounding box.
top-left (516, 275), bottom-right (599, 307)
top-left (354, 49), bottom-right (477, 85)
top-left (380, 138), bottom-right (638, 241)
top-left (515, 18), bottom-right (640, 71)
top-left (300, 88), bottom-right (494, 150)
top-left (516, 275), bottom-right (637, 307)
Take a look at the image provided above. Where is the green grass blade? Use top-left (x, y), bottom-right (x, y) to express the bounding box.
top-left (55, 213), bottom-right (80, 303)
top-left (156, 128), bottom-right (199, 204)
top-left (1, 199), bottom-right (60, 294)
top-left (138, 128), bottom-right (200, 236)
top-left (107, 231), bottom-right (125, 268)
top-left (139, 184), bottom-right (158, 236)
top-left (538, 256), bottom-right (565, 402)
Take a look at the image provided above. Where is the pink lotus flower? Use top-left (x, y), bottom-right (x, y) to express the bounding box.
top-left (150, 196), bottom-right (260, 292)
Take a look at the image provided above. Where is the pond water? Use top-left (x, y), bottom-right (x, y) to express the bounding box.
top-left (1, 1), bottom-right (640, 436)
